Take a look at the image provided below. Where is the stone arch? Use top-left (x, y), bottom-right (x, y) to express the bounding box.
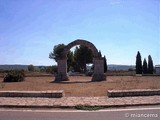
top-left (64, 39), bottom-right (99, 58)
top-left (55, 39), bottom-right (106, 82)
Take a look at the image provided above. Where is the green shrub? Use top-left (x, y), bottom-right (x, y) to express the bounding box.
top-left (3, 70), bottom-right (25, 82)
top-left (75, 104), bottom-right (104, 111)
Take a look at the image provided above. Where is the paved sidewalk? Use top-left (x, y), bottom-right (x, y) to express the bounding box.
top-left (0, 96), bottom-right (160, 108)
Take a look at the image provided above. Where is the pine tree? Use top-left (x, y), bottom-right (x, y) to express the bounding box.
top-left (142, 58), bottom-right (148, 74)
top-left (148, 55), bottom-right (154, 74)
top-left (74, 45), bottom-right (93, 72)
top-left (136, 51), bottom-right (142, 74)
top-left (104, 56), bottom-right (107, 73)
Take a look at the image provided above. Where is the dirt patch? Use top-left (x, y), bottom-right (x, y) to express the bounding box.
top-left (0, 76), bottom-right (160, 97)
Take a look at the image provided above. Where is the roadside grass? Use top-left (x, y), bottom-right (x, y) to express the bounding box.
top-left (75, 104), bottom-right (104, 111)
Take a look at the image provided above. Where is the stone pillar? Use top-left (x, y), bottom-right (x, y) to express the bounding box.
top-left (55, 58), bottom-right (69, 82)
top-left (92, 57), bottom-right (106, 81)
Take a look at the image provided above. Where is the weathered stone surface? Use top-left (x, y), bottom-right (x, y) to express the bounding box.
top-left (92, 73), bottom-right (106, 81)
top-left (55, 73), bottom-right (69, 82)
top-left (0, 96), bottom-right (160, 108)
top-left (55, 58), bottom-right (69, 81)
top-left (91, 57), bottom-right (106, 81)
top-left (108, 89), bottom-right (160, 97)
top-left (0, 91), bottom-right (64, 98)
top-left (65, 39), bottom-right (99, 58)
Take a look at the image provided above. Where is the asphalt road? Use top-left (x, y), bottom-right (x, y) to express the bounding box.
top-left (0, 107), bottom-right (160, 120)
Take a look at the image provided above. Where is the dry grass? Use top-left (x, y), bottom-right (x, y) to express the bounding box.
top-left (0, 76), bottom-right (160, 97)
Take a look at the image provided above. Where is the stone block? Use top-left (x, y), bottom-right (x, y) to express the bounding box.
top-left (92, 73), bottom-right (106, 81)
top-left (108, 89), bottom-right (160, 97)
top-left (0, 91), bottom-right (64, 98)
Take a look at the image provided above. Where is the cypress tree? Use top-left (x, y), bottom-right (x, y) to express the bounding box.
top-left (99, 50), bottom-right (102, 57)
top-left (142, 58), bottom-right (148, 74)
top-left (104, 56), bottom-right (107, 73)
top-left (136, 51), bottom-right (142, 74)
top-left (148, 55), bottom-right (154, 74)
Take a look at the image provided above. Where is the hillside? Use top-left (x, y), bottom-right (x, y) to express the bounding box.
top-left (108, 64), bottom-right (135, 71)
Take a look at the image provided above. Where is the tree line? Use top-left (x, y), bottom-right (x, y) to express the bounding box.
top-left (27, 64), bottom-right (57, 74)
top-left (136, 51), bottom-right (154, 74)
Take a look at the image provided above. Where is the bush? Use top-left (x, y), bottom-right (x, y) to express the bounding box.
top-left (3, 70), bottom-right (25, 82)
top-left (75, 104), bottom-right (104, 111)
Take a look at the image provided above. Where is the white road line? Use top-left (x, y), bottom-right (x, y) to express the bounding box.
top-left (99, 107), bottom-right (160, 112)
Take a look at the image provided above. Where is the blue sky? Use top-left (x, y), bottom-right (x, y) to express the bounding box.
top-left (0, 0), bottom-right (159, 65)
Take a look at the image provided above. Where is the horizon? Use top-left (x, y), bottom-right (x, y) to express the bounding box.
top-left (0, 64), bottom-right (136, 66)
top-left (0, 0), bottom-right (159, 66)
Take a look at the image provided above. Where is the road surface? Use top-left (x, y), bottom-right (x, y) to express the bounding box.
top-left (0, 106), bottom-right (160, 120)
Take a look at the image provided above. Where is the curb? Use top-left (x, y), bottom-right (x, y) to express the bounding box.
top-left (0, 91), bottom-right (64, 98)
top-left (1, 103), bottom-right (160, 109)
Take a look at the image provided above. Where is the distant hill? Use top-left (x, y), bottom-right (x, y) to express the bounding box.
top-left (108, 64), bottom-right (135, 71)
top-left (0, 65), bottom-right (44, 71)
top-left (0, 64), bottom-right (135, 71)
top-left (0, 65), bottom-right (28, 70)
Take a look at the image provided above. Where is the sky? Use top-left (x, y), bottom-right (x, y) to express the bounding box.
top-left (0, 0), bottom-right (159, 66)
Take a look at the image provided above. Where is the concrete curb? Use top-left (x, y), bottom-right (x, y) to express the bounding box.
top-left (0, 101), bottom-right (160, 109)
top-left (0, 91), bottom-right (64, 98)
top-left (0, 103), bottom-right (160, 109)
top-left (108, 89), bottom-right (160, 97)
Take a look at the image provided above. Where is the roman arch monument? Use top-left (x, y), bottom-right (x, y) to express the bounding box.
top-left (55, 39), bottom-right (106, 82)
